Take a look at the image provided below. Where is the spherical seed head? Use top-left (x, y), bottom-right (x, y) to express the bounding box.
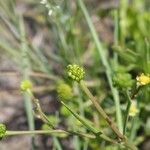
top-left (67, 64), bottom-right (85, 82)
top-left (136, 73), bottom-right (150, 86)
top-left (20, 80), bottom-right (32, 91)
top-left (57, 82), bottom-right (73, 100)
top-left (0, 124), bottom-right (6, 138)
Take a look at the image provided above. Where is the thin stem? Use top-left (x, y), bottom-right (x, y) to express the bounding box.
top-left (80, 80), bottom-right (137, 150)
top-left (26, 90), bottom-right (54, 128)
top-left (123, 91), bottom-right (131, 135)
top-left (30, 72), bottom-right (59, 80)
top-left (80, 81), bottom-right (123, 139)
top-left (53, 137), bottom-right (62, 150)
top-left (123, 86), bottom-right (141, 135)
top-left (0, 71), bottom-right (59, 81)
top-left (77, 0), bottom-right (123, 133)
top-left (19, 15), bottom-right (35, 150)
top-left (6, 130), bottom-right (66, 136)
top-left (6, 130), bottom-right (94, 139)
top-left (6, 129), bottom-right (117, 144)
top-left (129, 116), bottom-right (138, 141)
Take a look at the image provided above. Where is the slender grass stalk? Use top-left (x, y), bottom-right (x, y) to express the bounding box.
top-left (19, 15), bottom-right (35, 149)
top-left (74, 136), bottom-right (81, 150)
top-left (0, 40), bottom-right (20, 59)
top-left (129, 116), bottom-right (138, 142)
top-left (114, 10), bottom-right (119, 46)
top-left (56, 22), bottom-right (68, 59)
top-left (53, 137), bottom-right (63, 150)
top-left (77, 0), bottom-right (123, 133)
top-left (123, 91), bottom-right (131, 135)
top-left (119, 0), bottom-right (128, 46)
top-left (114, 9), bottom-right (119, 65)
top-left (0, 12), bottom-right (20, 40)
top-left (28, 43), bottom-right (52, 74)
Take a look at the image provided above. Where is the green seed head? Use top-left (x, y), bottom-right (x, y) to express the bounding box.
top-left (57, 82), bottom-right (73, 100)
top-left (20, 80), bottom-right (32, 91)
top-left (112, 73), bottom-right (134, 89)
top-left (67, 64), bottom-right (85, 82)
top-left (0, 124), bottom-right (6, 139)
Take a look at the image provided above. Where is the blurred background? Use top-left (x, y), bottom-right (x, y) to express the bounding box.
top-left (0, 0), bottom-right (150, 149)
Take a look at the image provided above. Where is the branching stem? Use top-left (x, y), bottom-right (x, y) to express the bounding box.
top-left (80, 80), bottom-right (137, 150)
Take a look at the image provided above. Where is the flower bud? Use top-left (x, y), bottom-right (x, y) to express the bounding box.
top-left (0, 124), bottom-right (6, 139)
top-left (57, 82), bottom-right (73, 100)
top-left (67, 64), bottom-right (85, 82)
top-left (20, 80), bottom-right (32, 91)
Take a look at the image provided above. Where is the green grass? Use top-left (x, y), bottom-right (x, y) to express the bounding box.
top-left (0, 0), bottom-right (150, 149)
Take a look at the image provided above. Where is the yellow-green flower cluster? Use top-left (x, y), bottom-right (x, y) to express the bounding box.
top-left (0, 124), bottom-right (6, 138)
top-left (67, 64), bottom-right (85, 82)
top-left (20, 80), bottom-right (32, 91)
top-left (57, 82), bottom-right (73, 100)
top-left (136, 73), bottom-right (150, 86)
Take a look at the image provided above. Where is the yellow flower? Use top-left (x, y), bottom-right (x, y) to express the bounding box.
top-left (129, 101), bottom-right (139, 117)
top-left (136, 73), bottom-right (150, 86)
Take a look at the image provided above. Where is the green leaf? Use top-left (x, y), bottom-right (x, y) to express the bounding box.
top-left (61, 101), bottom-right (101, 135)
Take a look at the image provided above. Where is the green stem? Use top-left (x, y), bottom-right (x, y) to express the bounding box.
top-left (26, 90), bottom-right (54, 128)
top-left (53, 137), bottom-right (63, 150)
top-left (123, 86), bottom-right (142, 135)
top-left (123, 91), bottom-right (131, 135)
top-left (77, 0), bottom-right (123, 133)
top-left (80, 81), bottom-right (123, 139)
top-left (129, 116), bottom-right (138, 141)
top-left (6, 130), bottom-right (94, 139)
top-left (80, 80), bottom-right (137, 150)
top-left (19, 14), bottom-right (35, 135)
top-left (6, 129), bottom-right (117, 144)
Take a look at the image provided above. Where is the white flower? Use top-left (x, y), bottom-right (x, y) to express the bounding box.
top-left (40, 0), bottom-right (47, 4)
top-left (48, 9), bottom-right (53, 16)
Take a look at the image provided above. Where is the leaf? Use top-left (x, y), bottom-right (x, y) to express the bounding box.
top-left (61, 101), bottom-right (101, 135)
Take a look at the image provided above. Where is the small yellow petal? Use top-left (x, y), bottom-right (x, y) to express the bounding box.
top-left (136, 73), bottom-right (150, 86)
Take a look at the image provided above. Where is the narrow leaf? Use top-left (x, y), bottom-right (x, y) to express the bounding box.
top-left (61, 101), bottom-right (101, 135)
